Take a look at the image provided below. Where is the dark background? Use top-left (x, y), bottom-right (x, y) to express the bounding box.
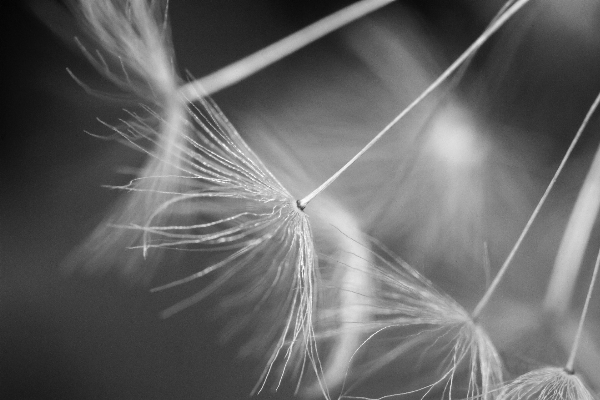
top-left (2, 1), bottom-right (600, 399)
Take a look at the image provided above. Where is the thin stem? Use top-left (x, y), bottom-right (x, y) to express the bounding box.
top-left (472, 90), bottom-right (600, 319)
top-left (297, 0), bottom-right (534, 209)
top-left (565, 247), bottom-right (600, 373)
top-left (544, 110), bottom-right (600, 316)
top-left (178, 0), bottom-right (395, 99)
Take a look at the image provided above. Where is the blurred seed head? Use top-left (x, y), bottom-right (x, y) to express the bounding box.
top-left (497, 367), bottom-right (597, 400)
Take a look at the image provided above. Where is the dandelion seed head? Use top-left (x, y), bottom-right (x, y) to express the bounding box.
top-left (92, 93), bottom-right (330, 395)
top-left (498, 367), bottom-right (597, 400)
top-left (64, 1), bottom-right (330, 394)
top-left (63, 0), bottom-right (192, 282)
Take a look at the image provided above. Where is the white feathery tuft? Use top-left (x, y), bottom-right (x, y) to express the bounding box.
top-left (102, 90), bottom-right (326, 395)
top-left (65, 1), bottom-right (329, 395)
top-left (65, 0), bottom-right (189, 279)
top-left (328, 240), bottom-right (502, 400)
top-left (497, 367), bottom-right (597, 400)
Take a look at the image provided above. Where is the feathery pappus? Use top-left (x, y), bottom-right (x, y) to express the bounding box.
top-left (321, 238), bottom-right (502, 400)
top-left (65, 0), bottom-right (327, 395)
top-left (497, 367), bottom-right (597, 400)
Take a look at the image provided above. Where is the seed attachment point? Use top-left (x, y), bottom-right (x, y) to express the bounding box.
top-left (296, 199), bottom-right (306, 211)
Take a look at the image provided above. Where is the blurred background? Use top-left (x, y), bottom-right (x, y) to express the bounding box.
top-left (2, 0), bottom-right (600, 398)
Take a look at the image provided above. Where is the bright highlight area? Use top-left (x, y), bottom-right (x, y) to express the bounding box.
top-left (428, 106), bottom-right (486, 167)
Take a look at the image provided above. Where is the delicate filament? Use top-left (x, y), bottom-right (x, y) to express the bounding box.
top-left (297, 0), bottom-right (535, 209)
top-left (565, 247), bottom-right (600, 373)
top-left (472, 90), bottom-right (600, 319)
top-left (544, 113), bottom-right (600, 316)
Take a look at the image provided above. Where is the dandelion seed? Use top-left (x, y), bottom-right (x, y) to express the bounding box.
top-left (62, 0), bottom-right (333, 394)
top-left (496, 367), bottom-right (597, 400)
top-left (82, 86), bottom-right (327, 394)
top-left (216, 133), bottom-right (377, 396)
top-left (327, 238), bottom-right (502, 400)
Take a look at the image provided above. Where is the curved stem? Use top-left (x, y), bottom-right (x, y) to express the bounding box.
top-left (472, 90), bottom-right (600, 319)
top-left (297, 0), bottom-right (534, 209)
top-left (178, 0), bottom-right (395, 99)
top-left (565, 247), bottom-right (600, 373)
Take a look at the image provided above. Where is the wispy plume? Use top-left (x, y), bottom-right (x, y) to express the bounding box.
top-left (136, 92), bottom-right (323, 394)
top-left (326, 239), bottom-right (502, 400)
top-left (64, 0), bottom-right (188, 279)
top-left (61, 0), bottom-right (331, 394)
top-left (497, 367), bottom-right (597, 400)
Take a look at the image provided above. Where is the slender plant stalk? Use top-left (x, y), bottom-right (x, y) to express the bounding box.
top-left (297, 0), bottom-right (534, 209)
top-left (472, 91), bottom-right (600, 319)
top-left (565, 247), bottom-right (600, 374)
top-left (544, 128), bottom-right (600, 316)
top-left (178, 0), bottom-right (395, 99)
